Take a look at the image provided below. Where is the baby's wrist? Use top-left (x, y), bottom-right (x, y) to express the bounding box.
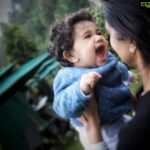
top-left (80, 86), bottom-right (92, 95)
top-left (83, 90), bottom-right (91, 95)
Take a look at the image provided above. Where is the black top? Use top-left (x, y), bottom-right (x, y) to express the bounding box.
top-left (117, 90), bottom-right (150, 150)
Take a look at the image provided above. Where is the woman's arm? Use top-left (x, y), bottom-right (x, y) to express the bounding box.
top-left (79, 97), bottom-right (102, 144)
top-left (79, 96), bottom-right (108, 150)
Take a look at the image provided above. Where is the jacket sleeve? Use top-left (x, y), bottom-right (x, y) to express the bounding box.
top-left (117, 61), bottom-right (130, 82)
top-left (52, 69), bottom-right (92, 119)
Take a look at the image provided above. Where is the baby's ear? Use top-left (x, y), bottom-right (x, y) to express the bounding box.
top-left (63, 50), bottom-right (79, 63)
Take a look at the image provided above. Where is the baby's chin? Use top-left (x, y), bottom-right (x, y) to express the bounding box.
top-left (96, 59), bottom-right (108, 67)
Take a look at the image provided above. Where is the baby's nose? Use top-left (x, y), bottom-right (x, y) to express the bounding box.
top-left (94, 35), bottom-right (103, 43)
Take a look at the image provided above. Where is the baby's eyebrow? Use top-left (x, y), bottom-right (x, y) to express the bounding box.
top-left (81, 28), bottom-right (102, 37)
top-left (82, 30), bottom-right (91, 36)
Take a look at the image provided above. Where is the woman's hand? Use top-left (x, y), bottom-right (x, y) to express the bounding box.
top-left (78, 96), bottom-right (103, 144)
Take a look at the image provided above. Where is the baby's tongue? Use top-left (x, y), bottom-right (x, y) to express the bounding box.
top-left (96, 50), bottom-right (107, 61)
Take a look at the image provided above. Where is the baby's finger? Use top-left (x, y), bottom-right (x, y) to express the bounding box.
top-left (89, 72), bottom-right (102, 81)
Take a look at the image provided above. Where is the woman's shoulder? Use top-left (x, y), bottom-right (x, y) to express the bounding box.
top-left (118, 93), bottom-right (150, 150)
top-left (136, 90), bottom-right (150, 112)
top-left (120, 90), bottom-right (150, 135)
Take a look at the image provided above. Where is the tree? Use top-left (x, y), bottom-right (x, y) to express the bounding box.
top-left (54, 0), bottom-right (90, 19)
top-left (10, 0), bottom-right (90, 51)
top-left (2, 24), bottom-right (38, 64)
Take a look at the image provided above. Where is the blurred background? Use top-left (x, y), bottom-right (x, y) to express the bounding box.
top-left (0, 0), bottom-right (106, 150)
top-left (0, 0), bottom-right (142, 150)
top-left (0, 0), bottom-right (103, 66)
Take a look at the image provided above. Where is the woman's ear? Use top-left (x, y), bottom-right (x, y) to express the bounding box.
top-left (63, 50), bottom-right (79, 63)
top-left (130, 41), bottom-right (137, 53)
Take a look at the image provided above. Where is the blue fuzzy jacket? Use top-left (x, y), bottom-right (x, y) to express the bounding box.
top-left (53, 52), bottom-right (132, 126)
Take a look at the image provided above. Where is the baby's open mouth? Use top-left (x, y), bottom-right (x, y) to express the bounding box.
top-left (96, 45), bottom-right (107, 62)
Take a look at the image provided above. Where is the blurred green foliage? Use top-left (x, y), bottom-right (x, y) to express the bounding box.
top-left (11, 0), bottom-right (90, 51)
top-left (1, 24), bottom-right (38, 64)
top-left (2, 0), bottom-right (91, 64)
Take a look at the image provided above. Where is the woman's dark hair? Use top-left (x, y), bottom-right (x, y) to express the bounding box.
top-left (48, 9), bottom-right (94, 66)
top-left (102, 0), bottom-right (150, 65)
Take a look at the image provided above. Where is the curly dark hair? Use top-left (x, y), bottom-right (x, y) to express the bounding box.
top-left (48, 9), bottom-right (94, 67)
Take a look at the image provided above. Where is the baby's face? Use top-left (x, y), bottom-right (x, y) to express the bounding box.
top-left (72, 21), bottom-right (109, 68)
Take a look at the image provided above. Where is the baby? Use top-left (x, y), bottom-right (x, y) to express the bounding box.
top-left (48, 9), bottom-right (133, 150)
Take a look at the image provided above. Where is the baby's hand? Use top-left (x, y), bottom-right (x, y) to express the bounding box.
top-left (129, 71), bottom-right (139, 83)
top-left (80, 72), bottom-right (101, 95)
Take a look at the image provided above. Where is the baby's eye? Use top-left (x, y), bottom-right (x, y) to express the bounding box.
top-left (97, 31), bottom-right (102, 35)
top-left (84, 34), bottom-right (91, 39)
